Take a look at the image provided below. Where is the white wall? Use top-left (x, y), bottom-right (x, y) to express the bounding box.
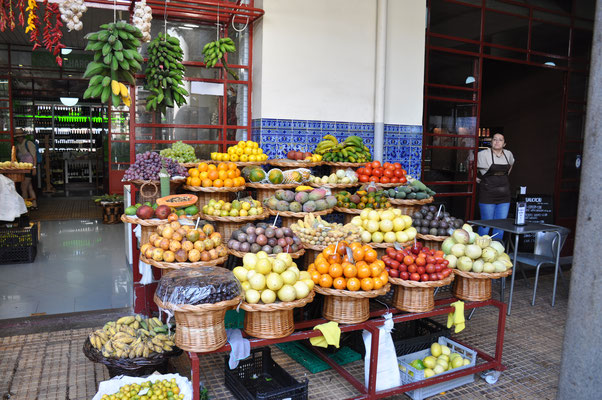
top-left (253, 0), bottom-right (426, 125)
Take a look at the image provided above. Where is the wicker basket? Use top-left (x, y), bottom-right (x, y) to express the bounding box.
top-left (123, 179), bottom-right (186, 204)
top-left (389, 197), bottom-right (435, 216)
top-left (266, 207), bottom-right (334, 228)
top-left (314, 284), bottom-right (390, 324)
top-left (82, 336), bottom-right (182, 378)
top-left (0, 169), bottom-right (30, 182)
top-left (389, 274), bottom-right (454, 313)
top-left (154, 295), bottom-right (243, 352)
top-left (179, 162), bottom-right (202, 168)
top-left (140, 254), bottom-right (229, 270)
top-left (228, 247), bottom-right (305, 259)
top-left (452, 268), bottom-right (513, 302)
top-left (416, 233), bottom-right (448, 251)
top-left (121, 215), bottom-right (169, 245)
top-left (246, 182), bottom-right (299, 204)
top-left (182, 185), bottom-right (244, 210)
top-left (200, 210), bottom-right (270, 238)
top-left (268, 159), bottom-right (322, 168)
top-left (309, 182), bottom-right (360, 189)
top-left (102, 203), bottom-right (123, 224)
top-left (193, 159), bottom-right (264, 168)
top-left (240, 291), bottom-right (315, 339)
top-left (323, 162), bottom-right (364, 168)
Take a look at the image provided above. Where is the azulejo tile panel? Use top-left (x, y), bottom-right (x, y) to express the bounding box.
top-left (252, 118), bottom-right (422, 173)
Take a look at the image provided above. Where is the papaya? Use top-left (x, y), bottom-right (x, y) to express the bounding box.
top-left (268, 169), bottom-right (284, 184)
top-left (249, 168), bottom-right (266, 183)
top-left (156, 194), bottom-right (198, 207)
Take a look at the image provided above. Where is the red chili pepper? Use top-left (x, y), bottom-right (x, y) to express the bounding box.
top-left (17, 0), bottom-right (25, 26)
top-left (7, 0), bottom-right (15, 30)
top-left (0, 0), bottom-right (7, 32)
top-left (41, 1), bottom-right (63, 65)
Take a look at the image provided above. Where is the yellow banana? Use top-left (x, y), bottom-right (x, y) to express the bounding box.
top-left (111, 80), bottom-right (121, 96)
top-left (119, 82), bottom-right (128, 97)
top-left (117, 316), bottom-right (135, 325)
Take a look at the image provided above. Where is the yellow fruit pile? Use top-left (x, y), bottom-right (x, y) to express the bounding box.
top-left (211, 140), bottom-right (269, 162)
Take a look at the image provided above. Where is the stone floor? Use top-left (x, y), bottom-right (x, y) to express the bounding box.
top-left (0, 272), bottom-right (568, 400)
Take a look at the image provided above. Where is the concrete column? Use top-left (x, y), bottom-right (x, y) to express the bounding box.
top-left (557, 2), bottom-right (602, 398)
top-left (373, 0), bottom-right (387, 162)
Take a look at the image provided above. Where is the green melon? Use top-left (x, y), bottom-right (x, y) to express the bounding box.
top-left (268, 169), bottom-right (284, 184)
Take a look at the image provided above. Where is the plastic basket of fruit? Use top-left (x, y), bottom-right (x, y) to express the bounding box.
top-left (397, 337), bottom-right (477, 400)
top-left (0, 223), bottom-right (37, 264)
top-left (225, 347), bottom-right (309, 400)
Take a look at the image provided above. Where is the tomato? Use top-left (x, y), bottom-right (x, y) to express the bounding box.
top-left (391, 177), bottom-right (400, 183)
top-left (372, 168), bottom-right (383, 177)
top-left (407, 264), bottom-right (417, 273)
top-left (403, 255), bottom-right (414, 265)
top-left (442, 259), bottom-right (449, 266)
top-left (364, 166), bottom-right (373, 176)
top-left (386, 247), bottom-right (396, 257)
top-left (411, 242), bottom-right (423, 254)
top-left (425, 264), bottom-right (435, 274)
top-left (399, 264), bottom-right (408, 272)
top-left (417, 266), bottom-right (426, 275)
top-left (390, 260), bottom-right (400, 270)
top-left (369, 176), bottom-right (379, 182)
top-left (430, 273), bottom-right (439, 281)
top-left (400, 271), bottom-right (409, 280)
top-left (383, 162), bottom-right (392, 169)
top-left (399, 176), bottom-right (407, 184)
top-left (389, 269), bottom-right (400, 278)
top-left (410, 273), bottom-right (421, 281)
top-left (426, 255), bottom-right (436, 264)
top-left (421, 274), bottom-right (430, 282)
top-left (371, 161), bottom-right (381, 169)
top-left (401, 169), bottom-right (407, 174)
top-left (384, 169), bottom-right (394, 178)
top-left (415, 257), bottom-right (426, 267)
top-left (380, 176), bottom-right (390, 184)
top-left (441, 268), bottom-right (452, 278)
top-left (434, 264), bottom-right (442, 272)
top-left (394, 169), bottom-right (405, 178)
top-left (395, 252), bottom-right (405, 262)
top-left (359, 174), bottom-right (370, 183)
top-left (393, 162), bottom-right (402, 169)
top-left (356, 167), bottom-right (366, 176)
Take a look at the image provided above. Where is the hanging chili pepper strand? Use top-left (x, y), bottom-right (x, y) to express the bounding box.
top-left (7, 0), bottom-right (16, 30)
top-left (42, 1), bottom-right (65, 66)
top-left (17, 0), bottom-right (25, 27)
top-left (25, 0), bottom-right (41, 50)
top-left (0, 0), bottom-right (8, 32)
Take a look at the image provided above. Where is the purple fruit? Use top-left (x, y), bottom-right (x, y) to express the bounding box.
top-left (256, 234), bottom-right (268, 246)
top-left (265, 227), bottom-right (275, 238)
top-left (292, 236), bottom-right (300, 245)
top-left (278, 238), bottom-right (287, 247)
top-left (246, 226), bottom-right (256, 236)
top-left (275, 228), bottom-right (284, 238)
top-left (247, 233), bottom-right (257, 243)
top-left (272, 245), bottom-right (283, 254)
top-left (255, 227), bottom-right (265, 236)
top-left (268, 237), bottom-right (278, 247)
top-left (262, 245), bottom-right (272, 254)
top-left (228, 239), bottom-right (240, 250)
top-left (291, 244), bottom-right (299, 252)
top-left (250, 243), bottom-right (261, 253)
top-left (282, 227), bottom-right (293, 237)
top-left (285, 236), bottom-right (294, 246)
top-left (238, 232), bottom-right (247, 243)
top-left (239, 242), bottom-right (251, 252)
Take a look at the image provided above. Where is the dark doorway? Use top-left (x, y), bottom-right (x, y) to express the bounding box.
top-left (480, 59), bottom-right (564, 202)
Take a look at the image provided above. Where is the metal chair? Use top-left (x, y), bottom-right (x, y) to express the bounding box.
top-left (511, 226), bottom-right (572, 306)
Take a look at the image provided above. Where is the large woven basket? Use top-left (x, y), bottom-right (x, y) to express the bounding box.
top-left (268, 159), bottom-right (323, 168)
top-left (82, 336), bottom-right (182, 378)
top-left (121, 215), bottom-right (169, 246)
top-left (240, 291), bottom-right (315, 339)
top-left (228, 247), bottom-right (305, 260)
top-left (246, 182), bottom-right (299, 203)
top-left (314, 284), bottom-right (390, 324)
top-left (183, 185), bottom-right (244, 209)
top-left (267, 208), bottom-right (333, 228)
top-left (0, 169), bottom-right (29, 182)
top-left (389, 197), bottom-right (434, 216)
top-left (154, 295), bottom-right (242, 352)
top-left (416, 233), bottom-right (448, 251)
top-left (200, 210), bottom-right (269, 239)
top-left (389, 273), bottom-right (454, 312)
top-left (452, 268), bottom-right (513, 302)
top-left (140, 254), bottom-right (229, 270)
top-left (123, 179), bottom-right (186, 204)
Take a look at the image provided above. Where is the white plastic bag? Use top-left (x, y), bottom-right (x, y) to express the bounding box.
top-left (362, 313), bottom-right (401, 391)
top-left (0, 175), bottom-right (27, 221)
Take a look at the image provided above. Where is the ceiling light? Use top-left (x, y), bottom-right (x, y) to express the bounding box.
top-left (183, 24), bottom-right (199, 28)
top-left (61, 48), bottom-right (72, 55)
top-left (465, 76), bottom-right (475, 84)
top-left (544, 61), bottom-right (556, 67)
top-left (18, 64), bottom-right (23, 67)
top-left (60, 97), bottom-right (79, 106)
top-left (179, 27), bottom-right (193, 30)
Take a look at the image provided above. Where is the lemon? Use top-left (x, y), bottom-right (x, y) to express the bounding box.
top-left (240, 154), bottom-right (249, 162)
top-left (236, 147), bottom-right (243, 155)
top-left (222, 154), bottom-right (230, 161)
top-left (252, 148), bottom-right (258, 155)
top-left (230, 154), bottom-right (239, 162)
top-left (238, 141), bottom-right (246, 147)
top-left (249, 155), bottom-right (257, 162)
top-left (244, 147), bottom-right (253, 155)
top-left (257, 148), bottom-right (263, 154)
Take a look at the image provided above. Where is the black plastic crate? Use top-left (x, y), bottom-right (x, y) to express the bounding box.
top-left (225, 347), bottom-right (309, 400)
top-left (0, 224), bottom-right (38, 264)
top-left (392, 318), bottom-right (451, 357)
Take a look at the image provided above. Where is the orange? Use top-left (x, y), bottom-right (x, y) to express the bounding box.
top-left (372, 277), bottom-right (384, 290)
top-left (374, 260), bottom-right (385, 270)
top-left (235, 177), bottom-right (245, 186)
top-left (326, 253), bottom-right (342, 265)
top-left (234, 169), bottom-right (241, 177)
top-left (362, 244), bottom-right (374, 255)
top-left (218, 170), bottom-right (228, 180)
top-left (328, 263), bottom-right (343, 278)
top-left (189, 168), bottom-right (199, 177)
top-left (370, 264), bottom-right (381, 278)
top-left (217, 162), bottom-right (228, 171)
top-left (311, 271), bottom-right (321, 284)
top-left (186, 177), bottom-right (192, 185)
top-left (198, 163), bottom-right (209, 172)
top-left (355, 261), bottom-right (368, 270)
top-left (364, 249), bottom-right (377, 263)
top-left (224, 179), bottom-right (234, 187)
top-left (357, 264), bottom-right (371, 279)
top-left (315, 254), bottom-right (326, 265)
top-left (199, 171), bottom-right (209, 180)
top-left (208, 170), bottom-right (219, 180)
top-left (213, 179), bottom-right (224, 187)
top-left (379, 271), bottom-right (389, 285)
top-left (333, 277), bottom-right (347, 290)
top-left (202, 178), bottom-right (212, 187)
top-left (227, 170), bottom-right (237, 179)
top-left (347, 277), bottom-right (361, 291)
top-left (208, 164), bottom-right (217, 171)
top-left (360, 277), bottom-right (374, 291)
top-left (319, 274), bottom-right (333, 288)
top-left (308, 263), bottom-right (316, 272)
top-left (336, 241), bottom-right (348, 256)
top-left (228, 162), bottom-right (237, 171)
top-left (190, 177), bottom-right (201, 187)
top-left (316, 260), bottom-right (330, 275)
top-left (349, 242), bottom-right (363, 251)
top-left (352, 247), bottom-right (365, 262)
top-left (343, 264), bottom-right (357, 278)
top-left (323, 244), bottom-right (337, 257)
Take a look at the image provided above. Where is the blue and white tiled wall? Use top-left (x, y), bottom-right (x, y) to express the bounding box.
top-left (252, 118), bottom-right (423, 177)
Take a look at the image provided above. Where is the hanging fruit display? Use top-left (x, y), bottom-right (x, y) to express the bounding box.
top-left (82, 21), bottom-right (143, 107)
top-left (42, 1), bottom-right (65, 66)
top-left (144, 32), bottom-right (188, 113)
top-left (201, 37), bottom-right (239, 80)
top-left (25, 0), bottom-right (41, 49)
top-left (58, 0), bottom-right (86, 31)
top-left (132, 0), bottom-right (151, 42)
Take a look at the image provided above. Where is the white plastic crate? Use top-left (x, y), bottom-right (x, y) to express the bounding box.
top-left (397, 337), bottom-right (477, 400)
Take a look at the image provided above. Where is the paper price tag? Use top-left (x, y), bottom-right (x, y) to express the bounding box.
top-left (346, 246), bottom-right (355, 264)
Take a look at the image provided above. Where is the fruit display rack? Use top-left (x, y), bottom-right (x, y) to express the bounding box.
top-left (266, 207), bottom-right (334, 228)
top-left (199, 209), bottom-right (270, 239)
top-left (140, 254), bottom-right (229, 270)
top-left (268, 159), bottom-right (323, 169)
top-left (228, 247), bottom-right (306, 260)
top-left (389, 273), bottom-right (455, 313)
top-left (187, 298), bottom-right (508, 400)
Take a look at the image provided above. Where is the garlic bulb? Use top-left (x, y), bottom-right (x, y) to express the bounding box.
top-left (59, 0), bottom-right (87, 31)
top-left (133, 0), bottom-right (152, 42)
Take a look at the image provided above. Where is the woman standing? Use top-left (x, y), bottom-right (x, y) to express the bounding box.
top-left (14, 128), bottom-right (38, 209)
top-left (477, 133), bottom-right (514, 240)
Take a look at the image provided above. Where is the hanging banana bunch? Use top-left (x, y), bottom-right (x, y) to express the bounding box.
top-left (202, 37), bottom-right (238, 80)
top-left (82, 21), bottom-right (143, 107)
top-left (144, 32), bottom-right (188, 113)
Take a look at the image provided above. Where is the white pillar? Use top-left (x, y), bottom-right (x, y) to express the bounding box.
top-left (373, 0), bottom-right (387, 162)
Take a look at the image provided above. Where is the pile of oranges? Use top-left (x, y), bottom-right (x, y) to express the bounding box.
top-left (308, 242), bottom-right (388, 291)
top-left (186, 162), bottom-right (246, 188)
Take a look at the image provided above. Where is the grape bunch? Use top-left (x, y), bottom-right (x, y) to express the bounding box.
top-left (123, 151), bottom-right (189, 181)
top-left (160, 141), bottom-right (199, 163)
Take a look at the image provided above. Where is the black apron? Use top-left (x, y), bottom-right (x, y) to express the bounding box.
top-left (479, 149), bottom-right (511, 204)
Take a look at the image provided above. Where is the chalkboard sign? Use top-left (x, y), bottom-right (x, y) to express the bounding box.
top-left (519, 194), bottom-right (554, 251)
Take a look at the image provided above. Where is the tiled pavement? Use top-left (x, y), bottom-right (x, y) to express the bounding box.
top-left (0, 272), bottom-right (568, 399)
